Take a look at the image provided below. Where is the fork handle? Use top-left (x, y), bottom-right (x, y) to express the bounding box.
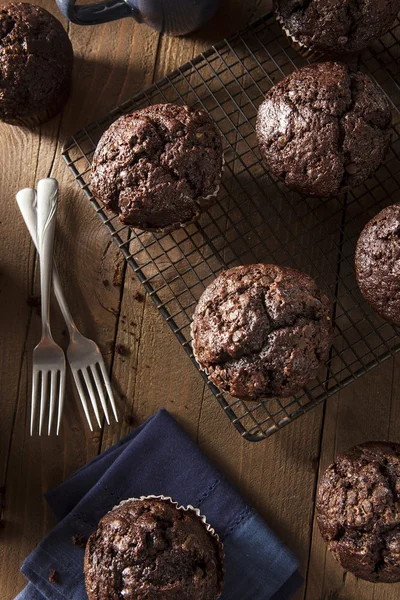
top-left (37, 179), bottom-right (58, 339)
top-left (16, 187), bottom-right (77, 337)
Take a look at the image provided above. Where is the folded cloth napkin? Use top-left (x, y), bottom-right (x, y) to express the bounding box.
top-left (16, 409), bottom-right (303, 600)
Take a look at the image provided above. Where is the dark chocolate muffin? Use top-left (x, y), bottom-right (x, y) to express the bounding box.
top-left (316, 442), bottom-right (400, 583)
top-left (84, 497), bottom-right (225, 600)
top-left (0, 3), bottom-right (73, 126)
top-left (355, 204), bottom-right (400, 325)
top-left (256, 62), bottom-right (391, 198)
top-left (191, 264), bottom-right (333, 400)
top-left (90, 104), bottom-right (223, 232)
top-left (275, 0), bottom-right (400, 54)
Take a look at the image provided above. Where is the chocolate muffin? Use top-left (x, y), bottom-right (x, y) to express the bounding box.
top-left (355, 204), bottom-right (400, 325)
top-left (84, 497), bottom-right (225, 600)
top-left (256, 62), bottom-right (391, 198)
top-left (0, 3), bottom-right (73, 126)
top-left (317, 442), bottom-right (400, 582)
top-left (191, 264), bottom-right (333, 400)
top-left (275, 0), bottom-right (400, 54)
top-left (90, 104), bottom-right (223, 232)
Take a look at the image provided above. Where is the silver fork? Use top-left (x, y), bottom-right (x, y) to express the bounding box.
top-left (25, 179), bottom-right (66, 435)
top-left (16, 183), bottom-right (118, 432)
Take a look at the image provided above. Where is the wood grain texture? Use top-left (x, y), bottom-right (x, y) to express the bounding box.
top-left (1, 0), bottom-right (400, 599)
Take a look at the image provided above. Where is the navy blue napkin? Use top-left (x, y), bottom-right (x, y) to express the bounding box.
top-left (16, 409), bottom-right (303, 600)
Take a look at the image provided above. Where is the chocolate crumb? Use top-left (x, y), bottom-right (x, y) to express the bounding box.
top-left (115, 343), bottom-right (129, 356)
top-left (48, 569), bottom-right (58, 584)
top-left (133, 291), bottom-right (144, 303)
top-left (72, 533), bottom-right (87, 548)
top-left (102, 279), bottom-right (110, 288)
top-left (124, 415), bottom-right (135, 427)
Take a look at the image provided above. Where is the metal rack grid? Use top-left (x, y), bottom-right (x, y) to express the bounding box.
top-left (62, 13), bottom-right (400, 441)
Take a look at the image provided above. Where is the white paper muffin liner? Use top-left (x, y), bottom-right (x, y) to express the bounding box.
top-left (113, 495), bottom-right (219, 540)
top-left (275, 10), bottom-right (324, 60)
top-left (190, 319), bottom-right (212, 379)
top-left (111, 495), bottom-right (225, 598)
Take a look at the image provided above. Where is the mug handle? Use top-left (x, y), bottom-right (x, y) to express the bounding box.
top-left (56, 0), bottom-right (140, 26)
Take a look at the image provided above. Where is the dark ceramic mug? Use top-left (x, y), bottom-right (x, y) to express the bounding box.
top-left (56, 0), bottom-right (220, 35)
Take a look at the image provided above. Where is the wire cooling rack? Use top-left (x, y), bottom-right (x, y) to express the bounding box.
top-left (62, 13), bottom-right (400, 441)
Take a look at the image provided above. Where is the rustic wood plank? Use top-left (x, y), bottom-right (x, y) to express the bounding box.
top-left (0, 1), bottom-right (160, 596)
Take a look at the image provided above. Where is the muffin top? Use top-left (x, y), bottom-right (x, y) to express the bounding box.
top-left (275, 0), bottom-right (400, 53)
top-left (192, 264), bottom-right (332, 400)
top-left (317, 442), bottom-right (400, 582)
top-left (84, 497), bottom-right (225, 600)
top-left (256, 62), bottom-right (391, 198)
top-left (355, 204), bottom-right (400, 325)
top-left (90, 104), bottom-right (223, 232)
top-left (0, 2), bottom-right (73, 123)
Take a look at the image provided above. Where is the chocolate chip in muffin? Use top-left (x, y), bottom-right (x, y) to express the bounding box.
top-left (0, 3), bottom-right (73, 126)
top-left (317, 441), bottom-right (400, 582)
top-left (355, 203), bottom-right (400, 325)
top-left (274, 0), bottom-right (400, 54)
top-left (84, 497), bottom-right (224, 600)
top-left (191, 263), bottom-right (333, 400)
top-left (256, 62), bottom-right (391, 198)
top-left (90, 104), bottom-right (223, 233)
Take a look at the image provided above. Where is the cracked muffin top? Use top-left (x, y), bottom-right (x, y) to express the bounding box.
top-left (0, 2), bottom-right (73, 125)
top-left (316, 442), bottom-right (400, 582)
top-left (275, 0), bottom-right (400, 54)
top-left (191, 264), bottom-right (333, 400)
top-left (84, 497), bottom-right (225, 600)
top-left (90, 104), bottom-right (223, 232)
top-left (256, 62), bottom-right (391, 198)
top-left (355, 204), bottom-right (400, 325)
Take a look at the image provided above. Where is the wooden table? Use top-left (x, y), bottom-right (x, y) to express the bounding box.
top-left (1, 1), bottom-right (400, 598)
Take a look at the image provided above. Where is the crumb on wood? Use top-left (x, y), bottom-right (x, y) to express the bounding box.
top-left (72, 533), bottom-right (87, 548)
top-left (48, 569), bottom-right (58, 584)
top-left (115, 343), bottom-right (129, 356)
top-left (102, 279), bottom-right (110, 288)
top-left (133, 291), bottom-right (144, 303)
top-left (124, 414), bottom-right (135, 427)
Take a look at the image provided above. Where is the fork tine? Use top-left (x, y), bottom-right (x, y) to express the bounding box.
top-left (31, 370), bottom-right (39, 436)
top-left (56, 369), bottom-right (66, 436)
top-left (39, 371), bottom-right (49, 436)
top-left (81, 369), bottom-right (102, 428)
top-left (48, 370), bottom-right (57, 435)
top-left (71, 369), bottom-right (93, 431)
top-left (98, 360), bottom-right (118, 422)
top-left (90, 365), bottom-right (110, 425)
